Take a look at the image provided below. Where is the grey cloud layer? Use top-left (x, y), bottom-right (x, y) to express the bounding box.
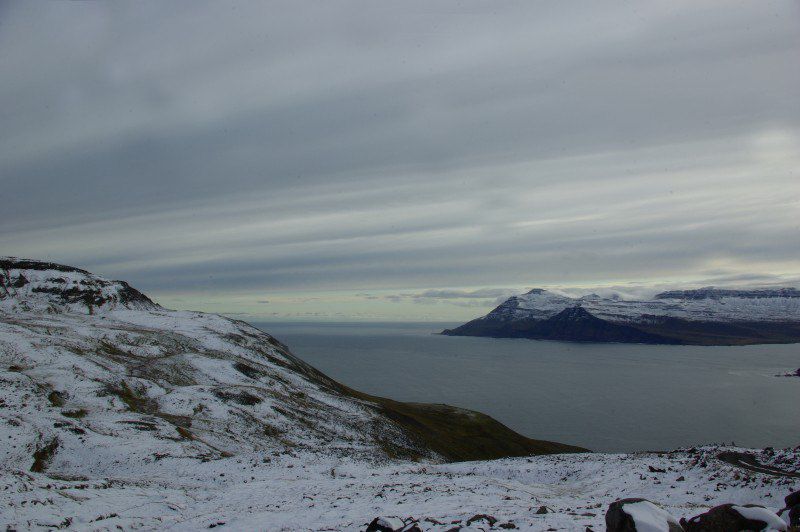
top-left (1, 1), bottom-right (799, 307)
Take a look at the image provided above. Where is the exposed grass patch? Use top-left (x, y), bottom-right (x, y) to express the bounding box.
top-left (103, 381), bottom-right (195, 438)
top-left (99, 341), bottom-right (138, 362)
top-left (343, 386), bottom-right (588, 462)
top-left (103, 381), bottom-right (159, 415)
top-left (118, 420), bottom-right (159, 431)
top-left (233, 361), bottom-right (265, 380)
top-left (130, 362), bottom-right (197, 387)
top-left (48, 391), bottom-right (66, 407)
top-left (31, 437), bottom-right (59, 473)
top-left (176, 426), bottom-right (194, 440)
top-left (61, 408), bottom-right (88, 419)
top-left (262, 424), bottom-right (283, 438)
top-left (214, 389), bottom-right (262, 406)
top-left (162, 413), bottom-right (193, 429)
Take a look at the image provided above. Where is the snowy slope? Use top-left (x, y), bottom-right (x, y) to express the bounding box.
top-left (2, 446), bottom-right (797, 530)
top-left (496, 287), bottom-right (800, 324)
top-left (0, 258), bottom-right (450, 481)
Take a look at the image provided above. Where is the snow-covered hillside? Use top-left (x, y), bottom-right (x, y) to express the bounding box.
top-left (2, 259), bottom-right (454, 472)
top-left (2, 258), bottom-right (798, 530)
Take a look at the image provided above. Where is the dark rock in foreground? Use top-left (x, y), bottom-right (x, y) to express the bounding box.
top-left (605, 498), bottom-right (682, 532)
top-left (786, 490), bottom-right (800, 510)
top-left (365, 516), bottom-right (422, 532)
top-left (680, 504), bottom-right (787, 531)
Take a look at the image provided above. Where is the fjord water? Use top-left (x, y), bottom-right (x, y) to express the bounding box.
top-left (255, 322), bottom-right (800, 452)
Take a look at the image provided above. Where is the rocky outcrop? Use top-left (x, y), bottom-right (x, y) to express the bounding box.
top-left (1, 257), bottom-right (157, 314)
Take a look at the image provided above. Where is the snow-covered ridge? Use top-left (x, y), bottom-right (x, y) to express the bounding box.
top-left (0, 258), bottom-right (573, 484)
top-left (493, 286), bottom-right (800, 324)
top-left (0, 257), bottom-right (158, 314)
top-left (0, 271), bottom-right (435, 479)
top-left (655, 287), bottom-right (800, 300)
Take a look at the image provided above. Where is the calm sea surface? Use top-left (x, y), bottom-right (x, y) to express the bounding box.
top-left (253, 321), bottom-right (800, 452)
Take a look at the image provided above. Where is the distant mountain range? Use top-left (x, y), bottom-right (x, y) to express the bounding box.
top-left (442, 287), bottom-right (800, 345)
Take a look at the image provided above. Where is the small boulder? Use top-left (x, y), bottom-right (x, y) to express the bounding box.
top-left (786, 490), bottom-right (800, 510)
top-left (681, 504), bottom-right (786, 531)
top-left (787, 505), bottom-right (800, 527)
top-left (466, 514), bottom-right (497, 527)
top-left (535, 506), bottom-right (550, 515)
top-left (365, 516), bottom-right (422, 532)
top-left (606, 498), bottom-right (682, 532)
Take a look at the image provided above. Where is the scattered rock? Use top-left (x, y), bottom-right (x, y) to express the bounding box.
top-left (365, 517), bottom-right (422, 532)
top-left (606, 498), bottom-right (682, 532)
top-left (535, 506), bottom-right (550, 514)
top-left (366, 517), bottom-right (405, 531)
top-left (680, 504), bottom-right (787, 531)
top-left (649, 466), bottom-right (667, 473)
top-left (466, 514), bottom-right (497, 526)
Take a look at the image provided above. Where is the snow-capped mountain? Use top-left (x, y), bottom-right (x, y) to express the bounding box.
top-left (443, 287), bottom-right (800, 345)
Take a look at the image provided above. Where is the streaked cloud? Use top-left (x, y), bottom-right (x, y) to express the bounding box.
top-left (1, 1), bottom-right (798, 320)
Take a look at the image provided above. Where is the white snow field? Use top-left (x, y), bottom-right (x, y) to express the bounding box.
top-left (1, 258), bottom-right (798, 530)
top-left (2, 446), bottom-right (798, 530)
top-left (492, 288), bottom-right (800, 325)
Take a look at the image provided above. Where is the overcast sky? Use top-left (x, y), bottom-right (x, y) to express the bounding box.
top-left (1, 1), bottom-right (799, 321)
